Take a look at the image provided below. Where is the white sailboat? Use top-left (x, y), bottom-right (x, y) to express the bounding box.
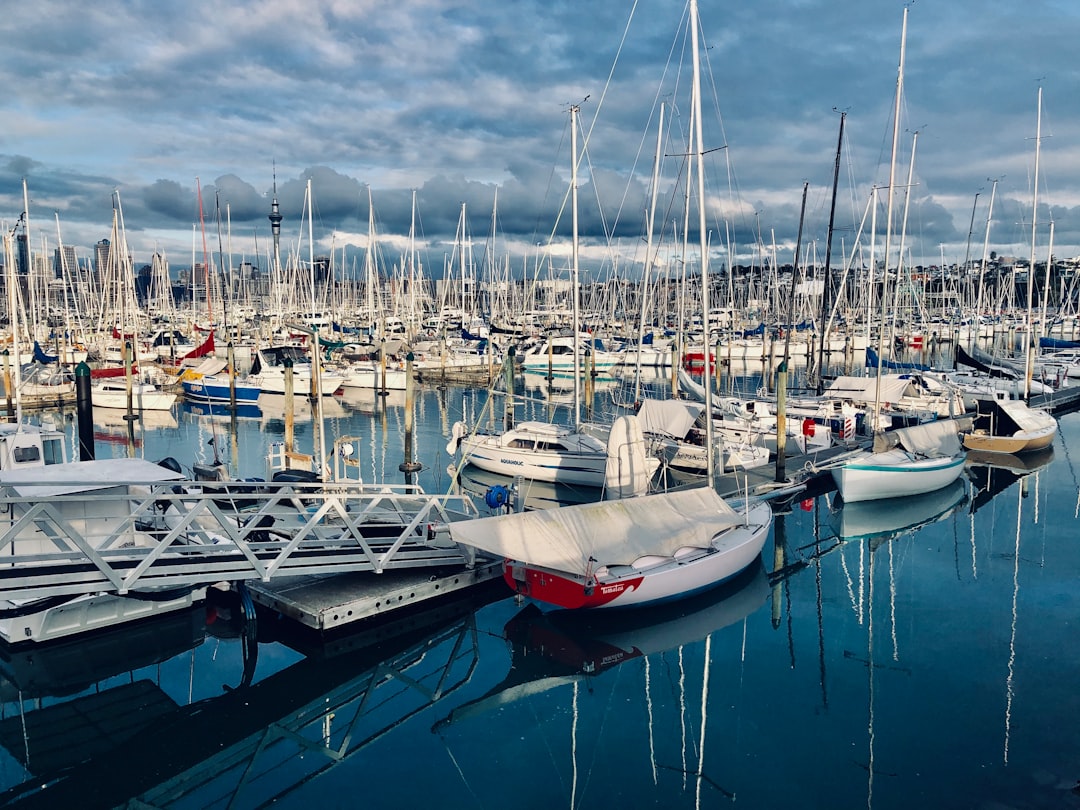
top-left (830, 9), bottom-right (967, 504)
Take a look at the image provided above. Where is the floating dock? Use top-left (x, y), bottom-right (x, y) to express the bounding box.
top-left (246, 561), bottom-right (505, 633)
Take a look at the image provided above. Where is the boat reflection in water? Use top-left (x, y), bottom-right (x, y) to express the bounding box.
top-left (0, 584), bottom-right (505, 809)
top-left (966, 444), bottom-right (1054, 514)
top-left (435, 563), bottom-right (769, 728)
top-left (335, 386), bottom-right (406, 414)
top-left (0, 608), bottom-right (206, 781)
top-left (454, 461), bottom-right (604, 512)
top-left (182, 401), bottom-right (263, 421)
top-left (830, 478), bottom-right (969, 542)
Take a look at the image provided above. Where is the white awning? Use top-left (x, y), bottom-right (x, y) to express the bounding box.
top-left (449, 487), bottom-right (741, 576)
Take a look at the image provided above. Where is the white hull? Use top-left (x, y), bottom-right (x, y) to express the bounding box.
top-left (503, 501), bottom-right (773, 609)
top-left (92, 384), bottom-right (177, 412)
top-left (0, 590), bottom-right (205, 645)
top-left (460, 434), bottom-right (610, 487)
top-left (831, 448), bottom-right (966, 503)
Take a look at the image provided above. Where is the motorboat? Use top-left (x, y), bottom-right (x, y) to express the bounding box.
top-left (449, 416), bottom-right (659, 491)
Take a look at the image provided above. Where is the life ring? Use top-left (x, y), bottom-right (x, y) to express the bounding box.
top-left (802, 418), bottom-right (816, 437)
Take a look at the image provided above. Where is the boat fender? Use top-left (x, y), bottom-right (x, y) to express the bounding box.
top-left (485, 484), bottom-right (510, 511)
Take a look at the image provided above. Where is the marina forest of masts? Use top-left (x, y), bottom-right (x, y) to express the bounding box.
top-left (4, 221), bottom-right (1080, 356)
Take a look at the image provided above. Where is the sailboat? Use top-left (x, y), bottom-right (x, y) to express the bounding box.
top-left (961, 396), bottom-right (1057, 455)
top-left (450, 104), bottom-right (658, 495)
top-left (830, 9), bottom-right (967, 504)
top-left (449, 486), bottom-right (773, 609)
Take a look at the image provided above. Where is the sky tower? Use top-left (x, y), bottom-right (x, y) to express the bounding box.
top-left (268, 164), bottom-right (283, 276)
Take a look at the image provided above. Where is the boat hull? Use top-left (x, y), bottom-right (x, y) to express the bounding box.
top-left (502, 501), bottom-right (772, 609)
top-left (182, 377), bottom-right (262, 405)
top-left (461, 436), bottom-right (609, 487)
top-left (962, 427), bottom-right (1056, 455)
top-left (831, 449), bottom-right (966, 503)
top-left (0, 590), bottom-right (205, 645)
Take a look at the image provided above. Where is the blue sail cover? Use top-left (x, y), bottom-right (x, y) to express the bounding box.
top-left (1040, 336), bottom-right (1080, 350)
top-left (32, 342), bottom-right (58, 364)
top-left (865, 346), bottom-right (930, 371)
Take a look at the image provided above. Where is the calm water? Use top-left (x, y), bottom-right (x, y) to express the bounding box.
top-left (1, 372), bottom-right (1078, 809)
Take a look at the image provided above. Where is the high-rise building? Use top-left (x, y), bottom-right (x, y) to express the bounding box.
top-left (94, 239), bottom-right (111, 278)
top-left (53, 246), bottom-right (78, 279)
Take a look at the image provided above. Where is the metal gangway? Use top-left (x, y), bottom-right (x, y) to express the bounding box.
top-left (0, 476), bottom-right (488, 602)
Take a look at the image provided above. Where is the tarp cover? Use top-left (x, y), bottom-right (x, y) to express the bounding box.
top-left (448, 487), bottom-right (741, 576)
top-left (996, 400), bottom-right (1056, 433)
top-left (873, 418), bottom-right (962, 456)
top-left (825, 374), bottom-right (911, 405)
top-left (636, 399), bottom-right (703, 439)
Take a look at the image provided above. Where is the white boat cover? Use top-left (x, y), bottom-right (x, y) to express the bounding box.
top-left (0, 457), bottom-right (185, 497)
top-left (186, 358), bottom-right (228, 377)
top-left (872, 418), bottom-right (962, 456)
top-left (448, 487), bottom-right (741, 576)
top-left (636, 399), bottom-right (702, 439)
top-left (997, 400), bottom-right (1056, 432)
top-left (825, 374), bottom-right (912, 405)
top-left (603, 415), bottom-right (652, 499)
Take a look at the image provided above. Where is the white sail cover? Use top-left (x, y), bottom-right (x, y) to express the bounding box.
top-left (825, 375), bottom-right (911, 404)
top-left (873, 418), bottom-right (962, 456)
top-left (603, 415), bottom-right (652, 500)
top-left (448, 487), bottom-right (741, 576)
top-left (636, 399), bottom-right (702, 439)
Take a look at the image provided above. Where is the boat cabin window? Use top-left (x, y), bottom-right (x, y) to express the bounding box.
top-left (12, 445), bottom-right (40, 464)
top-left (535, 441), bottom-right (565, 452)
top-left (42, 437), bottom-right (64, 465)
top-left (507, 438), bottom-right (535, 449)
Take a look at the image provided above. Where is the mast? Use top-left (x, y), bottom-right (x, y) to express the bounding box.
top-left (690, 0), bottom-right (715, 487)
top-left (306, 178), bottom-right (328, 477)
top-left (570, 102), bottom-right (582, 430)
top-left (635, 101), bottom-right (665, 402)
top-left (1022, 86), bottom-right (1043, 400)
top-left (873, 6), bottom-right (908, 426)
top-left (973, 178), bottom-right (998, 349)
top-left (815, 111), bottom-right (845, 390)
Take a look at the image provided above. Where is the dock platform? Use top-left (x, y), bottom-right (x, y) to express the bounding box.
top-left (1031, 384), bottom-right (1080, 414)
top-left (247, 560), bottom-right (505, 632)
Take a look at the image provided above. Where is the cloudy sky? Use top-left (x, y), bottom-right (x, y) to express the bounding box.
top-left (1, 0), bottom-right (1078, 280)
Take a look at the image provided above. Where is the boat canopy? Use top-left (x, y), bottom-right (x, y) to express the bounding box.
top-left (448, 487), bottom-right (742, 576)
top-left (873, 419), bottom-right (962, 457)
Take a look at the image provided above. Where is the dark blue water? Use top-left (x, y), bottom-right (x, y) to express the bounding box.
top-left (1, 377), bottom-right (1078, 809)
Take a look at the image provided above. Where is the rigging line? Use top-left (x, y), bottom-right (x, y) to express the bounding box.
top-left (438, 739), bottom-right (482, 806)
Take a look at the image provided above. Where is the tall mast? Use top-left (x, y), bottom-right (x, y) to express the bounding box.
top-left (973, 178), bottom-right (998, 349)
top-left (570, 102), bottom-right (582, 430)
top-left (815, 111), bottom-right (845, 390)
top-left (873, 7), bottom-right (908, 425)
top-left (690, 0), bottom-right (715, 487)
top-left (1023, 86), bottom-right (1043, 399)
